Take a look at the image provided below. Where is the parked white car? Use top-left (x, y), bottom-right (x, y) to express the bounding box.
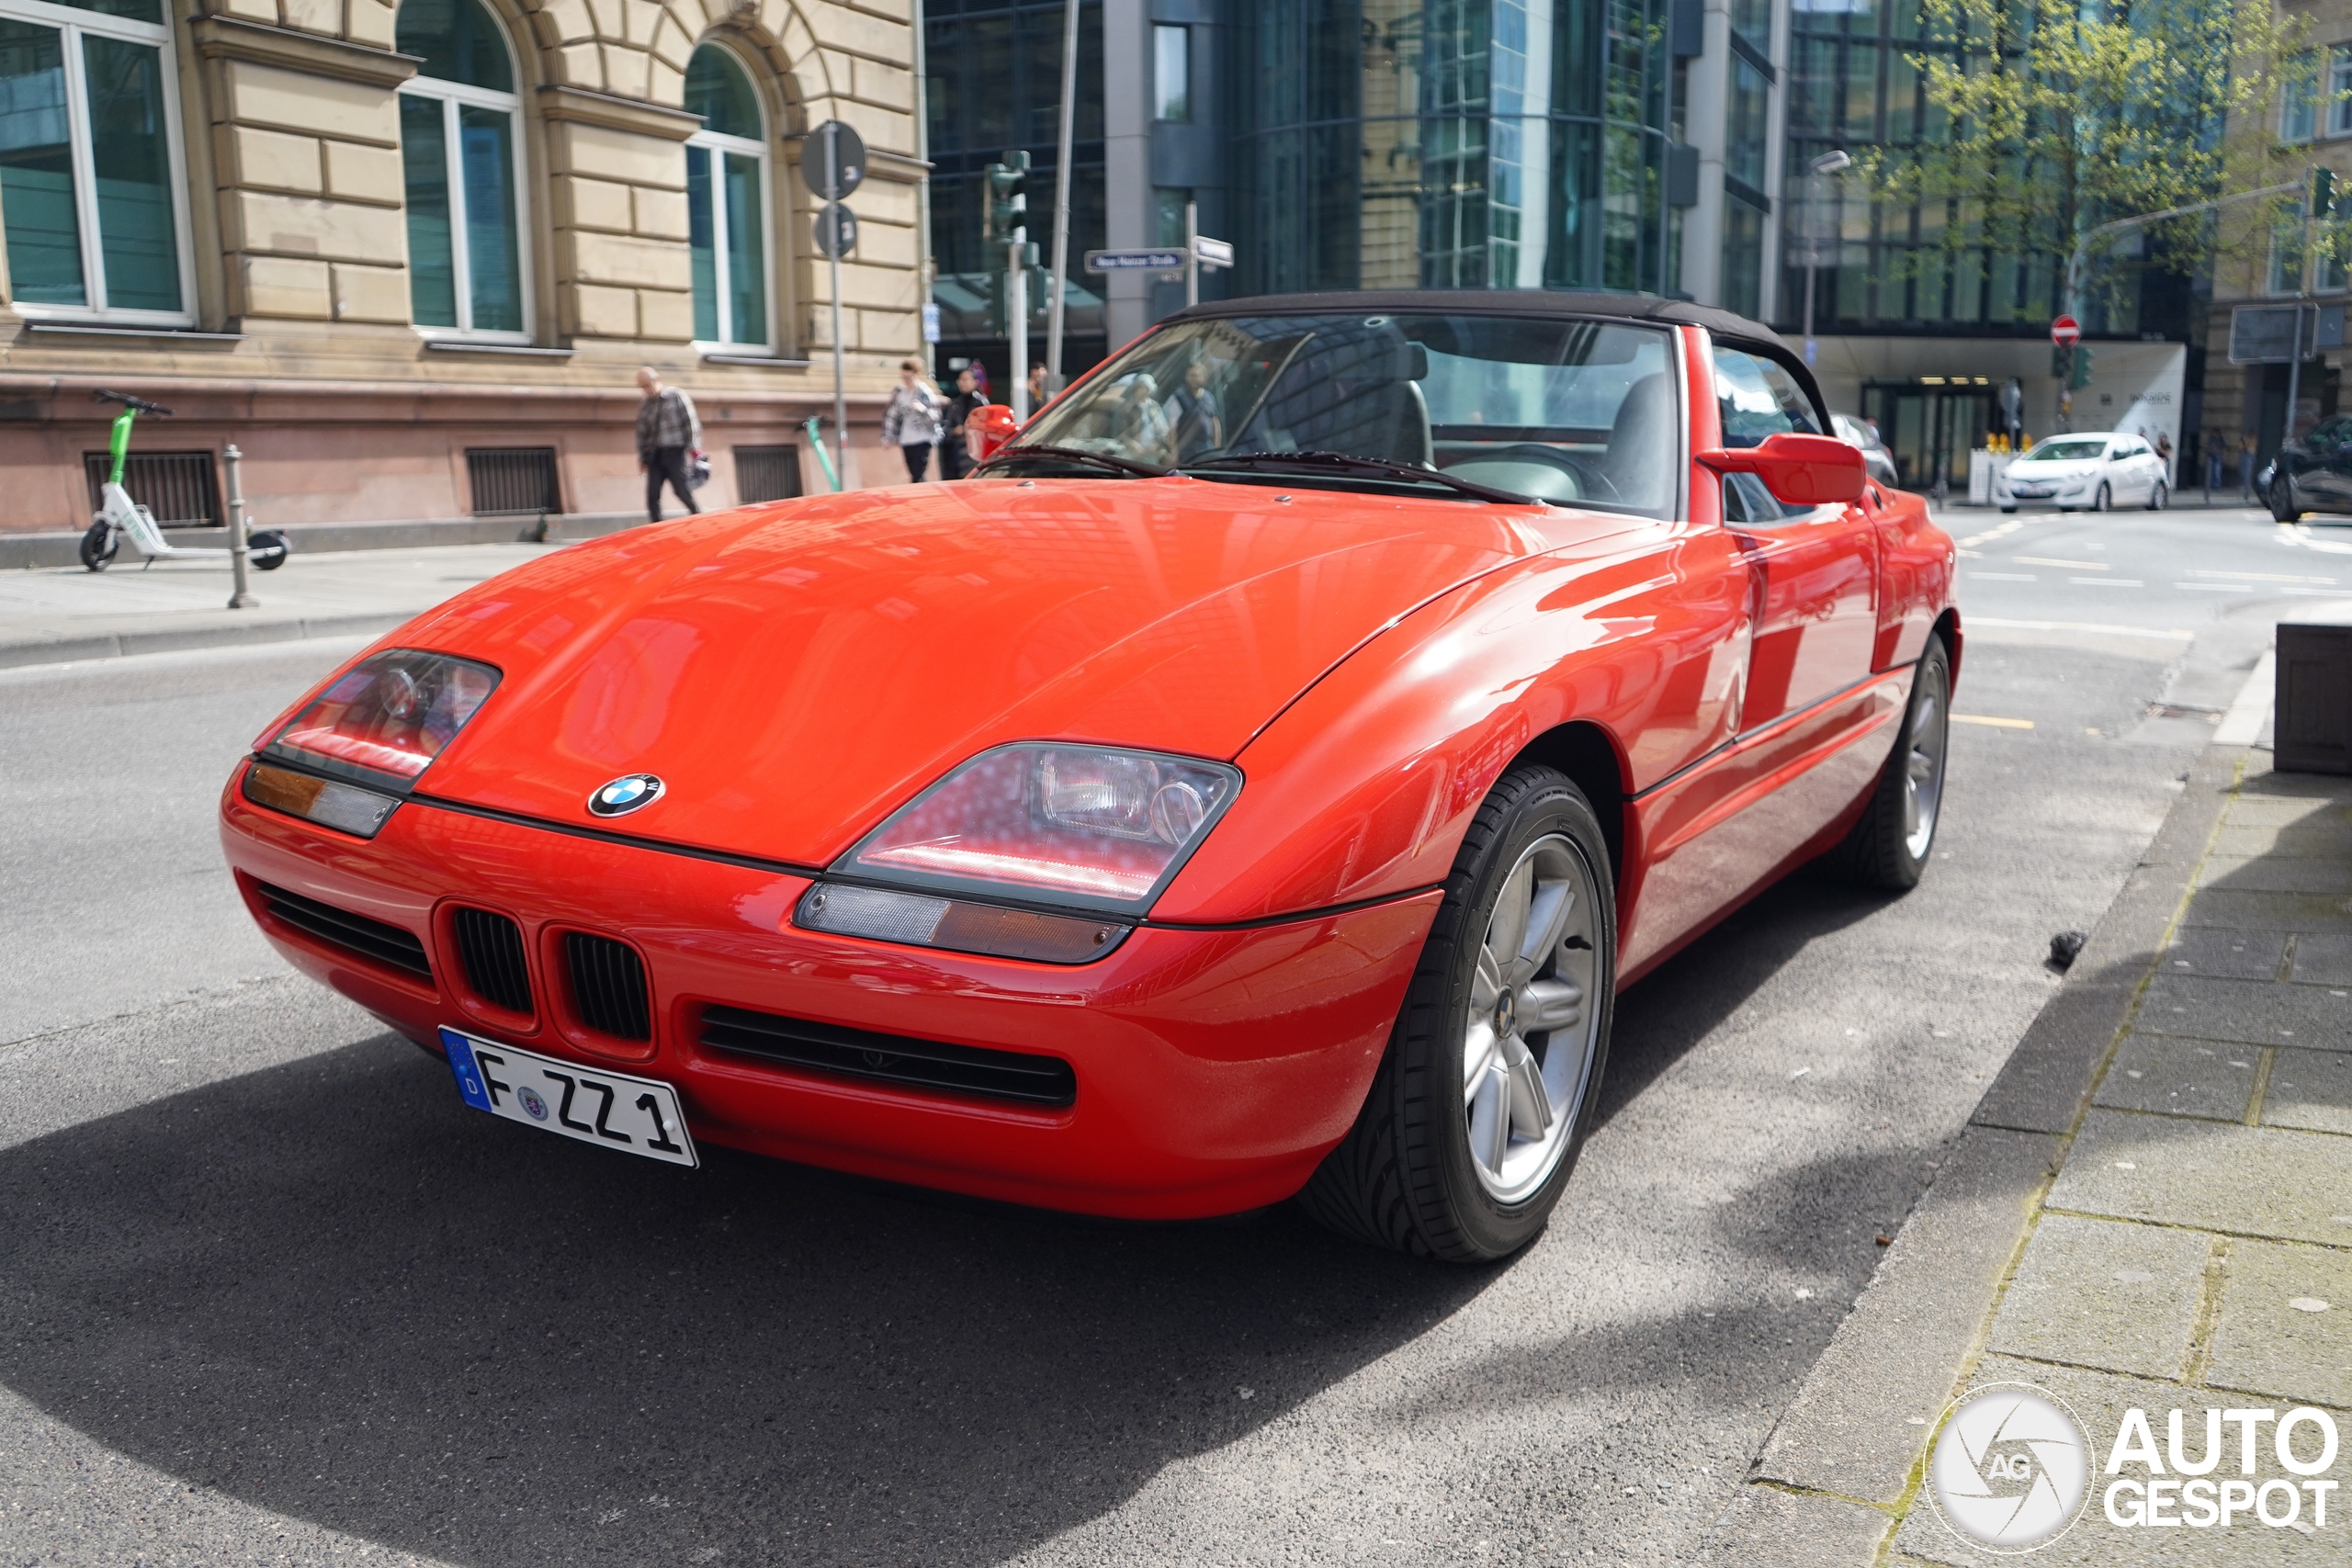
top-left (1994, 432), bottom-right (2169, 513)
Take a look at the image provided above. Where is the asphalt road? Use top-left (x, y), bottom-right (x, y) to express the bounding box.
top-left (1, 503), bottom-right (2342, 1567)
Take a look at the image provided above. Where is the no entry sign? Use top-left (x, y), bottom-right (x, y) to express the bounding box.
top-left (2051, 315), bottom-right (2082, 347)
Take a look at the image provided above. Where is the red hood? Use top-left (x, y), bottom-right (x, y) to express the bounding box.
top-left (400, 479), bottom-right (1607, 865)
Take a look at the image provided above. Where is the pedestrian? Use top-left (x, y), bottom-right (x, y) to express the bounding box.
top-left (1027, 363), bottom-right (1048, 414)
top-left (635, 366), bottom-right (701, 522)
top-left (1115, 372), bottom-right (1171, 464)
top-left (940, 365), bottom-right (990, 480)
top-left (1163, 358), bottom-right (1223, 462)
top-left (2154, 429), bottom-right (2172, 481)
top-left (880, 358), bottom-right (946, 482)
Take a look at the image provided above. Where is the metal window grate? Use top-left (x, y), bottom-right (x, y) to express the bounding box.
top-left (465, 447), bottom-right (563, 515)
top-left (733, 445), bottom-right (803, 503)
top-left (82, 451), bottom-right (220, 528)
top-left (700, 1003), bottom-right (1077, 1107)
top-left (564, 931), bottom-right (650, 1041)
top-left (452, 908), bottom-right (534, 1016)
top-left (254, 881), bottom-right (432, 980)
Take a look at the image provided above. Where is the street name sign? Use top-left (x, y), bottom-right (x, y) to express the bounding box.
top-left (1087, 249), bottom-right (1187, 272)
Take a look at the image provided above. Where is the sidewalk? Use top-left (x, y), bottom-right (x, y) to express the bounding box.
top-left (1705, 726), bottom-right (2352, 1564)
top-left (0, 541), bottom-right (567, 669)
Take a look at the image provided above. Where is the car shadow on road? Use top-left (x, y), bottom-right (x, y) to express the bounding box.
top-left (1600, 866), bottom-right (1896, 1127)
top-left (0, 1037), bottom-right (1492, 1567)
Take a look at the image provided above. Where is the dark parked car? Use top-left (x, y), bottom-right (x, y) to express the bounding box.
top-left (2260, 417), bottom-right (2352, 521)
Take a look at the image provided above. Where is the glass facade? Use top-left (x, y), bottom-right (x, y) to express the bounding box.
top-left (925, 0), bottom-right (1105, 281)
top-left (0, 0), bottom-right (184, 317)
top-left (1233, 0), bottom-right (1677, 295)
top-left (397, 0), bottom-right (525, 334)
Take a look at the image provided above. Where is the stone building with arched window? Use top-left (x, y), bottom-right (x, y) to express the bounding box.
top-left (0, 0), bottom-right (925, 547)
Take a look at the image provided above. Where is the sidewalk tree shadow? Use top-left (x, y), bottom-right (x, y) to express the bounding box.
top-left (0, 1038), bottom-right (1489, 1567)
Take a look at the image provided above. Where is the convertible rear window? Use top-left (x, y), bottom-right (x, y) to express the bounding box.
top-left (1010, 312), bottom-right (1681, 516)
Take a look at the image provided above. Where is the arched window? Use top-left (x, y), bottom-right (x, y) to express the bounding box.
top-left (684, 45), bottom-right (768, 349)
top-left (397, 0), bottom-right (526, 336)
top-left (0, 0), bottom-right (195, 322)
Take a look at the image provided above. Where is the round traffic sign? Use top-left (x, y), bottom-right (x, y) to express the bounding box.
top-left (801, 119), bottom-right (865, 201)
top-left (814, 200), bottom-right (857, 259)
top-left (2051, 315), bottom-right (2081, 347)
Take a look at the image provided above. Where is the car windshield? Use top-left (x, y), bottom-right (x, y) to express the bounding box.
top-left (1004, 311), bottom-right (1680, 515)
top-left (2019, 438), bottom-right (2108, 463)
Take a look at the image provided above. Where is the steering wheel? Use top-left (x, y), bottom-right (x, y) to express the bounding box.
top-left (1441, 444), bottom-right (1623, 504)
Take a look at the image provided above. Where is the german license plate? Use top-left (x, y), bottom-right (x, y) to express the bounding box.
top-left (440, 1026), bottom-right (697, 1168)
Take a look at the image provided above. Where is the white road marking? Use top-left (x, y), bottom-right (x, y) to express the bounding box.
top-left (2068, 578), bottom-right (2143, 587)
top-left (2191, 569), bottom-right (2336, 583)
top-left (1964, 617), bottom-right (2193, 640)
top-left (1970, 572), bottom-right (2038, 581)
top-left (2016, 556), bottom-right (2108, 570)
top-left (1953, 714), bottom-right (2035, 728)
top-left (2175, 582), bottom-right (2253, 592)
top-left (2214, 649), bottom-right (2276, 746)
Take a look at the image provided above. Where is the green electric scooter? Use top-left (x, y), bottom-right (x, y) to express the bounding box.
top-left (79, 390), bottom-right (289, 573)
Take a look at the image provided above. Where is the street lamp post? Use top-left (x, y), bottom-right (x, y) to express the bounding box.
top-left (1802, 149), bottom-right (1851, 368)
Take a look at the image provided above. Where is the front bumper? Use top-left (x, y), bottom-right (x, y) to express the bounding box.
top-left (219, 764), bottom-right (1437, 1219)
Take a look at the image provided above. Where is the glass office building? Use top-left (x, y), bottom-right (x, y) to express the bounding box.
top-left (1231, 0), bottom-right (1682, 296)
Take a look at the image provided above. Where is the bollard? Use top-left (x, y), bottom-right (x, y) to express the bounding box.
top-left (225, 444), bottom-right (256, 609)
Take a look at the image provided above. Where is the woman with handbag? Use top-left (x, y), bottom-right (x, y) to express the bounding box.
top-left (880, 359), bottom-right (947, 482)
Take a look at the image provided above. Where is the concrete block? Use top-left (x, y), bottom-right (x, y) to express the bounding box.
top-left (2213, 818), bottom-right (2352, 861)
top-left (560, 228), bottom-right (690, 290)
top-left (214, 0), bottom-right (277, 21)
top-left (649, 51), bottom-right (684, 108)
top-left (2290, 931), bottom-right (2352, 985)
top-left (278, 0), bottom-right (339, 36)
top-left (345, 0), bottom-right (397, 50)
top-left (548, 120), bottom-right (686, 189)
top-left (1984, 1214), bottom-right (2211, 1380)
top-left (565, 280), bottom-right (639, 337)
top-left (553, 38), bottom-right (605, 87)
top-left (2263, 1047), bottom-right (2352, 1134)
top-left (805, 0), bottom-right (908, 60)
top-left (851, 55), bottom-right (913, 111)
top-left (222, 60), bottom-right (399, 146)
top-left (329, 261), bottom-right (408, 323)
top-left (2092, 1036), bottom-right (2260, 1122)
top-left (2180, 886), bottom-right (2352, 933)
top-left (226, 189), bottom-right (406, 263)
top-left (223, 125), bottom-right (322, 194)
top-left (619, 0), bottom-right (662, 45)
top-left (2047, 1111), bottom-right (2352, 1247)
top-left (237, 254), bottom-right (333, 318)
top-left (2206, 1237), bottom-right (2352, 1408)
top-left (2226, 787), bottom-right (2351, 829)
top-left (1695, 1485), bottom-right (1888, 1568)
top-left (322, 140), bottom-right (404, 206)
top-left (538, 0), bottom-right (594, 45)
top-left (648, 10), bottom-right (692, 70)
top-left (602, 40), bottom-right (649, 99)
top-left (582, 0), bottom-right (621, 39)
top-left (636, 286), bottom-right (695, 343)
top-left (557, 175), bottom-right (636, 233)
top-left (632, 185), bottom-right (688, 242)
top-left (2134, 974), bottom-right (2352, 1050)
top-left (1750, 1126), bottom-right (2060, 1506)
top-left (1970, 978), bottom-right (2140, 1135)
top-left (853, 176), bottom-right (916, 226)
top-left (2198, 853), bottom-right (2352, 896)
top-left (2159, 927), bottom-right (2289, 982)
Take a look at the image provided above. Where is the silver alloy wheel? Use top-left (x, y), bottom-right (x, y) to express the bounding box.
top-left (2093, 482), bottom-right (2110, 512)
top-left (1462, 833), bottom-right (1602, 1202)
top-left (1903, 669), bottom-right (1949, 861)
top-left (2150, 480), bottom-right (2167, 511)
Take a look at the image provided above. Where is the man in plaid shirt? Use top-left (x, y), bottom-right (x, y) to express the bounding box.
top-left (635, 366), bottom-right (702, 521)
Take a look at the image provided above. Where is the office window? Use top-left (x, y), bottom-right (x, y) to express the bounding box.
top-left (397, 0), bottom-right (527, 336)
top-left (1154, 24), bottom-right (1189, 122)
top-left (1730, 0), bottom-right (1770, 56)
top-left (0, 0), bottom-right (192, 321)
top-left (684, 45), bottom-right (769, 348)
top-left (2330, 45), bottom-right (2352, 136)
top-left (1721, 194), bottom-right (1765, 318)
top-left (2285, 51), bottom-right (2320, 142)
top-left (1155, 186), bottom-right (1191, 246)
top-left (1727, 56), bottom-right (1770, 191)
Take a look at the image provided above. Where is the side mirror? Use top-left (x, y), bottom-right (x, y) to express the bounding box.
top-left (1696, 432), bottom-right (1867, 506)
top-left (967, 404), bottom-right (1018, 463)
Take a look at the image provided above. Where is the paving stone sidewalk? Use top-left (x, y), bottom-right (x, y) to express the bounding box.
top-left (1706, 747), bottom-right (2352, 1565)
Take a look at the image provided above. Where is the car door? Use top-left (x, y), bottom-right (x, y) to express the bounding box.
top-left (1712, 344), bottom-right (1880, 728)
top-left (2307, 419), bottom-right (2352, 508)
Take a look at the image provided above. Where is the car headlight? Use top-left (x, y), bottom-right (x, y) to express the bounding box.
top-left (796, 743), bottom-right (1241, 961)
top-left (252, 649), bottom-right (503, 833)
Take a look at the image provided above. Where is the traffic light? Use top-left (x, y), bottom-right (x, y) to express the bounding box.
top-left (2050, 345), bottom-right (2094, 388)
top-left (2313, 166), bottom-right (2337, 220)
top-left (983, 152), bottom-right (1030, 245)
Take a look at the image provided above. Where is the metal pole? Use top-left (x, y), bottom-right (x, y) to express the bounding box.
top-left (1185, 199), bottom-right (1199, 308)
top-left (224, 443), bottom-right (254, 608)
top-left (912, 0), bottom-right (937, 383)
top-left (825, 124), bottom-right (848, 491)
top-left (1010, 237), bottom-right (1029, 421)
top-left (1046, 0), bottom-right (1079, 392)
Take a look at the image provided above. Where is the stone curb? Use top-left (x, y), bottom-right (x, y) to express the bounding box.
top-left (0, 512), bottom-right (650, 572)
top-left (1696, 743), bottom-right (2251, 1565)
top-left (0, 612), bottom-right (410, 671)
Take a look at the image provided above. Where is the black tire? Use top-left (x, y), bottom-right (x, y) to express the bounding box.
top-left (2272, 475), bottom-right (2304, 523)
top-left (2092, 482), bottom-right (2111, 513)
top-left (1297, 765), bottom-right (1616, 1263)
top-left (248, 529), bottom-right (290, 570)
top-left (1998, 505), bottom-right (2018, 514)
top-left (2147, 480), bottom-right (2167, 512)
top-left (78, 519), bottom-right (117, 572)
top-left (1827, 636), bottom-right (1951, 890)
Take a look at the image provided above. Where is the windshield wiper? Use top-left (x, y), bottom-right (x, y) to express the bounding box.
top-left (975, 444), bottom-right (1170, 479)
top-left (1182, 450), bottom-right (1533, 504)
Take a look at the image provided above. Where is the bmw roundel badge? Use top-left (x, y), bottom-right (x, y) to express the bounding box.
top-left (589, 773), bottom-right (664, 817)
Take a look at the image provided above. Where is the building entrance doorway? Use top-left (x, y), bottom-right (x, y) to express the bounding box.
top-left (1865, 381), bottom-right (1996, 492)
